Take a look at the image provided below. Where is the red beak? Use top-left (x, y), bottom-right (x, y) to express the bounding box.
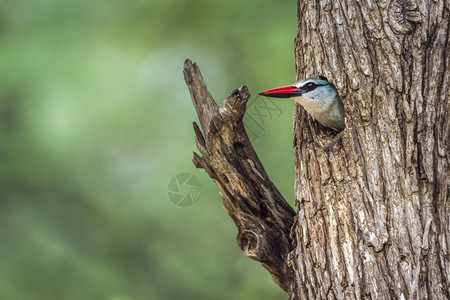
top-left (258, 85), bottom-right (301, 98)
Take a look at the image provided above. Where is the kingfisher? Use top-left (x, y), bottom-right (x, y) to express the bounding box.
top-left (259, 77), bottom-right (345, 131)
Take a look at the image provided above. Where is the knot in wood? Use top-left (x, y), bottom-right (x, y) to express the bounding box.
top-left (388, 0), bottom-right (421, 34)
top-left (237, 229), bottom-right (259, 258)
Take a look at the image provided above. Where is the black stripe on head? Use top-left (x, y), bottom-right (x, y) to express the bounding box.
top-left (302, 82), bottom-right (327, 92)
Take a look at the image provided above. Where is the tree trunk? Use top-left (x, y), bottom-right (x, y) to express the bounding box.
top-left (291, 0), bottom-right (449, 298)
top-left (184, 0), bottom-right (449, 298)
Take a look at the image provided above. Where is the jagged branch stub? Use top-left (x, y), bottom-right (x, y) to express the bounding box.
top-left (183, 59), bottom-right (296, 292)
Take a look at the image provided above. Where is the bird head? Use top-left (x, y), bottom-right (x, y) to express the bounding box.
top-left (259, 77), bottom-right (345, 131)
top-left (259, 77), bottom-right (337, 107)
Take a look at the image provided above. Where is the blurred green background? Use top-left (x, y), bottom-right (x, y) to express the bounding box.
top-left (0, 1), bottom-right (297, 299)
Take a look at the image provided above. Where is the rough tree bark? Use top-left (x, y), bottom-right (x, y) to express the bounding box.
top-left (292, 0), bottom-right (448, 298)
top-left (184, 0), bottom-right (449, 298)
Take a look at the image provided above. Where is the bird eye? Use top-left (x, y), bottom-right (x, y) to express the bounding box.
top-left (305, 82), bottom-right (317, 91)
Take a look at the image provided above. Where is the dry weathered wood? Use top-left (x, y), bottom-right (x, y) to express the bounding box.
top-left (184, 0), bottom-right (448, 297)
top-left (183, 59), bottom-right (296, 292)
top-left (290, 0), bottom-right (449, 298)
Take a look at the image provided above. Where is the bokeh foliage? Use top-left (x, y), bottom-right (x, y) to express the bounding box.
top-left (0, 1), bottom-right (297, 299)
